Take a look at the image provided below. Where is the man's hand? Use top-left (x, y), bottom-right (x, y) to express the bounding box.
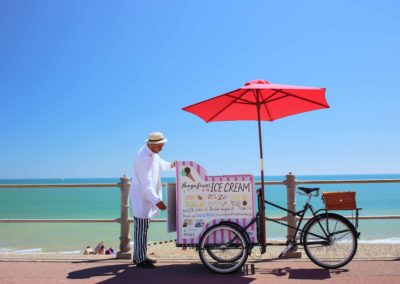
top-left (170, 161), bottom-right (177, 168)
top-left (156, 201), bottom-right (167, 210)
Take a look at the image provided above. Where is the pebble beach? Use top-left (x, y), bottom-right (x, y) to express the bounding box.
top-left (1, 243), bottom-right (399, 262)
top-left (149, 242), bottom-right (400, 261)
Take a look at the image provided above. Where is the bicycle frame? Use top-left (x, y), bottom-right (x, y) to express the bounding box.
top-left (251, 189), bottom-right (355, 250)
top-left (213, 188), bottom-right (359, 252)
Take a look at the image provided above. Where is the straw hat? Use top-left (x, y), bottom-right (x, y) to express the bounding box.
top-left (145, 131), bottom-right (168, 144)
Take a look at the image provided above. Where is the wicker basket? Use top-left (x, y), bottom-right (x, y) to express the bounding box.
top-left (322, 191), bottom-right (357, 210)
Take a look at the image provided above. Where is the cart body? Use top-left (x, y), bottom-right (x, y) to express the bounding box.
top-left (173, 161), bottom-right (257, 246)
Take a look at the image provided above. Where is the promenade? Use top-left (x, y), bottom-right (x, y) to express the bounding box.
top-left (1, 244), bottom-right (399, 284)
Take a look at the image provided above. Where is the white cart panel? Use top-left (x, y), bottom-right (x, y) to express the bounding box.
top-left (175, 161), bottom-right (257, 245)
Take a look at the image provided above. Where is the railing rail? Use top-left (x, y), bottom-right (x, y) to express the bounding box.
top-left (0, 183), bottom-right (118, 188)
top-left (1, 175), bottom-right (400, 258)
top-left (1, 178), bottom-right (398, 189)
top-left (295, 179), bottom-right (400, 184)
top-left (254, 179), bottom-right (400, 185)
top-left (1, 215), bottom-right (400, 223)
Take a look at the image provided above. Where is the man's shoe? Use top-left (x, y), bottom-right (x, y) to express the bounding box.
top-left (136, 259), bottom-right (156, 269)
top-left (133, 257), bottom-right (157, 264)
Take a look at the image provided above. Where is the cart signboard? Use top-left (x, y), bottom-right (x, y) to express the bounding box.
top-left (174, 161), bottom-right (257, 245)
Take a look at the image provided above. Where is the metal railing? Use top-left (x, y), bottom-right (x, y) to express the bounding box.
top-left (0, 176), bottom-right (132, 259)
top-left (1, 174), bottom-right (400, 258)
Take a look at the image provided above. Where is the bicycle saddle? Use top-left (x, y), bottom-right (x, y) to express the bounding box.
top-left (298, 187), bottom-right (320, 194)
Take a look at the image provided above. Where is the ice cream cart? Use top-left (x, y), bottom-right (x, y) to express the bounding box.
top-left (167, 161), bottom-right (360, 274)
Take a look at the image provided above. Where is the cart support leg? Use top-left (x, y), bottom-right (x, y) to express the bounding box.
top-left (284, 173), bottom-right (302, 258)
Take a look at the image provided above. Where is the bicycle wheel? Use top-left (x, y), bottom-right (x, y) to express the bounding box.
top-left (303, 213), bottom-right (357, 269)
top-left (199, 224), bottom-right (248, 274)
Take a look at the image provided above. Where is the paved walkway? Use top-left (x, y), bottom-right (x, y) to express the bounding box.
top-left (1, 256), bottom-right (399, 284)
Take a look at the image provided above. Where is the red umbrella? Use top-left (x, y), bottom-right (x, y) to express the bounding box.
top-left (182, 79), bottom-right (329, 250)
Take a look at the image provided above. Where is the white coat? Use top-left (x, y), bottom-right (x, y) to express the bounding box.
top-left (130, 145), bottom-right (171, 218)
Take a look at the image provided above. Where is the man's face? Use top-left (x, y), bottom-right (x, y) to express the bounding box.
top-left (148, 143), bottom-right (164, 153)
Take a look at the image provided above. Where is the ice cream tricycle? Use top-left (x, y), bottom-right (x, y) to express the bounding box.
top-left (167, 161), bottom-right (360, 274)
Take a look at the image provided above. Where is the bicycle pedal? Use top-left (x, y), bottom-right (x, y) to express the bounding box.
top-left (279, 244), bottom-right (293, 258)
top-left (278, 250), bottom-right (289, 258)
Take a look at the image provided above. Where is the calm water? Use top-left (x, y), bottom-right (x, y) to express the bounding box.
top-left (1, 174), bottom-right (400, 253)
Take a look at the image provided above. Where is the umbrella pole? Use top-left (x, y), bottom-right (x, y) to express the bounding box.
top-left (256, 99), bottom-right (267, 253)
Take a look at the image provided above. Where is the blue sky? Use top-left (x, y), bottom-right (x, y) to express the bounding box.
top-left (0, 0), bottom-right (399, 178)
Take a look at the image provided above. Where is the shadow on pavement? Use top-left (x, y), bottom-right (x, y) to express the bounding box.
top-left (257, 266), bottom-right (348, 280)
top-left (71, 258), bottom-right (116, 264)
top-left (67, 262), bottom-right (256, 284)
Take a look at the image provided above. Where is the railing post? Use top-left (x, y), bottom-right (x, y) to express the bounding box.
top-left (284, 172), bottom-right (302, 258)
top-left (116, 175), bottom-right (132, 259)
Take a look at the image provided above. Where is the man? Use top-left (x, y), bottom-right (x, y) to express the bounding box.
top-left (130, 131), bottom-right (175, 269)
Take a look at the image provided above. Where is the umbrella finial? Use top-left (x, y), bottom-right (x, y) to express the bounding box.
top-left (244, 79), bottom-right (270, 86)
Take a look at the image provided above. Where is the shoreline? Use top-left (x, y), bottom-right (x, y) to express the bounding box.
top-left (1, 243), bottom-right (399, 262)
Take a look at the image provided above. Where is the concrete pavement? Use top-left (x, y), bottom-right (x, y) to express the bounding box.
top-left (1, 257), bottom-right (399, 284)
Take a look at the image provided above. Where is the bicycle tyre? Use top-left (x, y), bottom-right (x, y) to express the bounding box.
top-left (303, 213), bottom-right (358, 269)
top-left (199, 224), bottom-right (248, 274)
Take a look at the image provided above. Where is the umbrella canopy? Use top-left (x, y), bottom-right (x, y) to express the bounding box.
top-left (182, 79), bottom-right (329, 250)
top-left (183, 79), bottom-right (329, 122)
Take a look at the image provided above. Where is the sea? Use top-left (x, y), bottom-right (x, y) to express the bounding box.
top-left (1, 174), bottom-right (400, 254)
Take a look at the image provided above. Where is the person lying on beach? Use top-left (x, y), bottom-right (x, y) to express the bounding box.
top-left (83, 246), bottom-right (94, 255)
top-left (105, 247), bottom-right (114, 255)
top-left (93, 241), bottom-right (104, 254)
top-left (97, 245), bottom-right (105, 255)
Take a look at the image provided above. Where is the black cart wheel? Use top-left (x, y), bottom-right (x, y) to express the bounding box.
top-left (199, 224), bottom-right (249, 274)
